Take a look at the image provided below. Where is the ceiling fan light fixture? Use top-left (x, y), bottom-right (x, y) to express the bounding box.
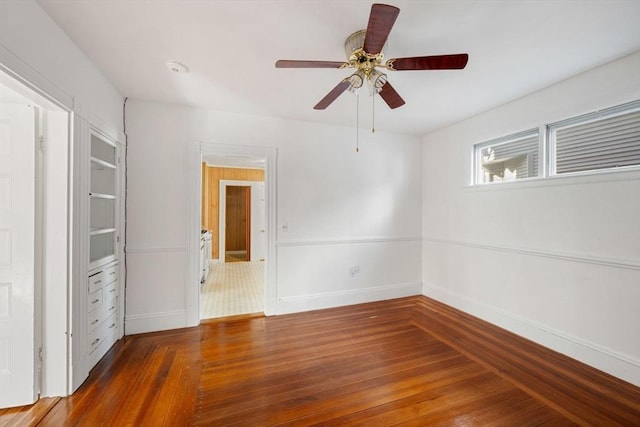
top-left (348, 70), bottom-right (365, 93)
top-left (369, 68), bottom-right (387, 94)
top-left (275, 3), bottom-right (467, 113)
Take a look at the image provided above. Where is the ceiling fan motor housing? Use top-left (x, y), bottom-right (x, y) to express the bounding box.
top-left (345, 30), bottom-right (386, 73)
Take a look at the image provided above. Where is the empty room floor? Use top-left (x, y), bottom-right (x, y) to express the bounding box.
top-left (5, 296), bottom-right (639, 425)
top-left (200, 261), bottom-right (264, 319)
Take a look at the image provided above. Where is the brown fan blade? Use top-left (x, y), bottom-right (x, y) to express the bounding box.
top-left (275, 60), bottom-right (347, 69)
top-left (314, 79), bottom-right (351, 110)
top-left (362, 4), bottom-right (400, 55)
top-left (386, 54), bottom-right (469, 70)
top-left (378, 82), bottom-right (405, 109)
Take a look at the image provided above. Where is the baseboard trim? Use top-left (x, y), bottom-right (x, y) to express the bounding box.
top-left (274, 281), bottom-right (422, 315)
top-left (423, 237), bottom-right (640, 270)
top-left (125, 310), bottom-right (188, 335)
top-left (277, 236), bottom-right (422, 247)
top-left (423, 283), bottom-right (640, 387)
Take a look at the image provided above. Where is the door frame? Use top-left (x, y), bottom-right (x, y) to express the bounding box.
top-left (1, 55), bottom-right (73, 401)
top-left (186, 142), bottom-right (277, 324)
top-left (219, 180), bottom-right (259, 263)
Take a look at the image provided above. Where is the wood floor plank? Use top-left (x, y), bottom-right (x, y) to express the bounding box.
top-left (7, 295), bottom-right (639, 426)
top-left (411, 297), bottom-right (640, 426)
top-left (0, 397), bottom-right (59, 427)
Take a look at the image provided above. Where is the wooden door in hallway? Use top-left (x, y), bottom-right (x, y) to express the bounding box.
top-left (225, 185), bottom-right (250, 262)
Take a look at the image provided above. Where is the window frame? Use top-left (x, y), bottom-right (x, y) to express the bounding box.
top-left (473, 128), bottom-right (541, 185)
top-left (547, 100), bottom-right (640, 178)
top-left (470, 99), bottom-right (640, 186)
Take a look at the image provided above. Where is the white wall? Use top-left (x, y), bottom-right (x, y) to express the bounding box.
top-left (125, 100), bottom-right (422, 333)
top-left (0, 0), bottom-right (123, 395)
top-left (0, 0), bottom-right (123, 127)
top-left (421, 51), bottom-right (640, 386)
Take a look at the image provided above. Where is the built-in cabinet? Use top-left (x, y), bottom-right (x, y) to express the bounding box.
top-left (89, 133), bottom-right (118, 266)
top-left (86, 130), bottom-right (122, 371)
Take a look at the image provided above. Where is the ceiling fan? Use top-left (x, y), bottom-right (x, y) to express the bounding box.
top-left (275, 3), bottom-right (469, 110)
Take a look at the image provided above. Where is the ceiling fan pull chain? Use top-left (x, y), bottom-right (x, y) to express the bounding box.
top-left (356, 92), bottom-right (360, 152)
top-left (372, 94), bottom-right (376, 134)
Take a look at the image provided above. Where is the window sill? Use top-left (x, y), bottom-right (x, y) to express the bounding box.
top-left (465, 167), bottom-right (640, 191)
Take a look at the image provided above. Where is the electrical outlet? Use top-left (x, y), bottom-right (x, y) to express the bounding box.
top-left (350, 265), bottom-right (360, 277)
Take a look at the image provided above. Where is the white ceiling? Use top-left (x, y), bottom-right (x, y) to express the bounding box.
top-left (37, 0), bottom-right (640, 136)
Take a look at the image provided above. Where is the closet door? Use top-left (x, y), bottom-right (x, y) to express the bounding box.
top-left (0, 104), bottom-right (37, 407)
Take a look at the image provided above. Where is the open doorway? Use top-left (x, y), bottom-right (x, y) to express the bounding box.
top-left (199, 163), bottom-right (266, 319)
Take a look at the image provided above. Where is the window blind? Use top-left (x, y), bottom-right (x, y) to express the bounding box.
top-left (478, 132), bottom-right (539, 183)
top-left (554, 110), bottom-right (640, 174)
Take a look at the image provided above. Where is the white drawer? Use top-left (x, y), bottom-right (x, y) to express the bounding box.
top-left (88, 271), bottom-right (105, 294)
top-left (88, 288), bottom-right (103, 314)
top-left (104, 295), bottom-right (117, 318)
top-left (88, 310), bottom-right (118, 356)
top-left (88, 263), bottom-right (119, 293)
top-left (104, 264), bottom-right (119, 285)
top-left (105, 280), bottom-right (118, 298)
top-left (88, 309), bottom-right (102, 333)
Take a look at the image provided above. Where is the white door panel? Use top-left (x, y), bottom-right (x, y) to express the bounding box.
top-left (0, 104), bottom-right (36, 408)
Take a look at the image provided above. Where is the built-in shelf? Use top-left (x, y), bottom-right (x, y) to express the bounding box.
top-left (90, 157), bottom-right (116, 170)
top-left (90, 227), bottom-right (116, 236)
top-left (89, 192), bottom-right (116, 199)
top-left (89, 131), bottom-right (118, 269)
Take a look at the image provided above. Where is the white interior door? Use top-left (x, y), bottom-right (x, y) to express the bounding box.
top-left (0, 104), bottom-right (37, 408)
top-left (251, 182), bottom-right (266, 261)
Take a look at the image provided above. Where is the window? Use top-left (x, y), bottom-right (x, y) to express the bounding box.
top-left (475, 129), bottom-right (539, 184)
top-left (548, 101), bottom-right (640, 176)
top-left (472, 100), bottom-right (640, 185)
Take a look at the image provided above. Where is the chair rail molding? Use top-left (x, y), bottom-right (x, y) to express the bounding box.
top-left (423, 237), bottom-right (640, 270)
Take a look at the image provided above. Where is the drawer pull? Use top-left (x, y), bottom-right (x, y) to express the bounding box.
top-left (108, 306), bottom-right (115, 311)
top-left (91, 338), bottom-right (100, 346)
top-left (91, 319), bottom-right (99, 325)
top-left (109, 323), bottom-right (116, 329)
top-left (109, 271), bottom-right (116, 275)
top-left (91, 299), bottom-right (99, 304)
top-left (94, 279), bottom-right (102, 284)
top-left (109, 289), bottom-right (116, 293)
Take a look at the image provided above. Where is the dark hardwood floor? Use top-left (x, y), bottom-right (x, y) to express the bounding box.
top-left (1, 296), bottom-right (638, 426)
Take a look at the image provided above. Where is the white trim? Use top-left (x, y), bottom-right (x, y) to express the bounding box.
top-left (0, 45), bottom-right (73, 110)
top-left (423, 237), bottom-right (640, 270)
top-left (423, 283), bottom-right (640, 387)
top-left (187, 142), bottom-right (277, 324)
top-left (466, 167), bottom-right (640, 191)
top-left (125, 310), bottom-right (187, 335)
top-left (186, 141), bottom-right (202, 327)
top-left (1, 58), bottom-right (74, 399)
top-left (275, 281), bottom-right (422, 315)
top-left (277, 236), bottom-right (422, 247)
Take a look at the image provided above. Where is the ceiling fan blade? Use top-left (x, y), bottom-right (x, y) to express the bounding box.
top-left (386, 54), bottom-right (469, 70)
top-left (378, 82), bottom-right (405, 109)
top-left (314, 79), bottom-right (351, 110)
top-left (362, 4), bottom-right (400, 55)
top-left (275, 60), bottom-right (347, 69)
